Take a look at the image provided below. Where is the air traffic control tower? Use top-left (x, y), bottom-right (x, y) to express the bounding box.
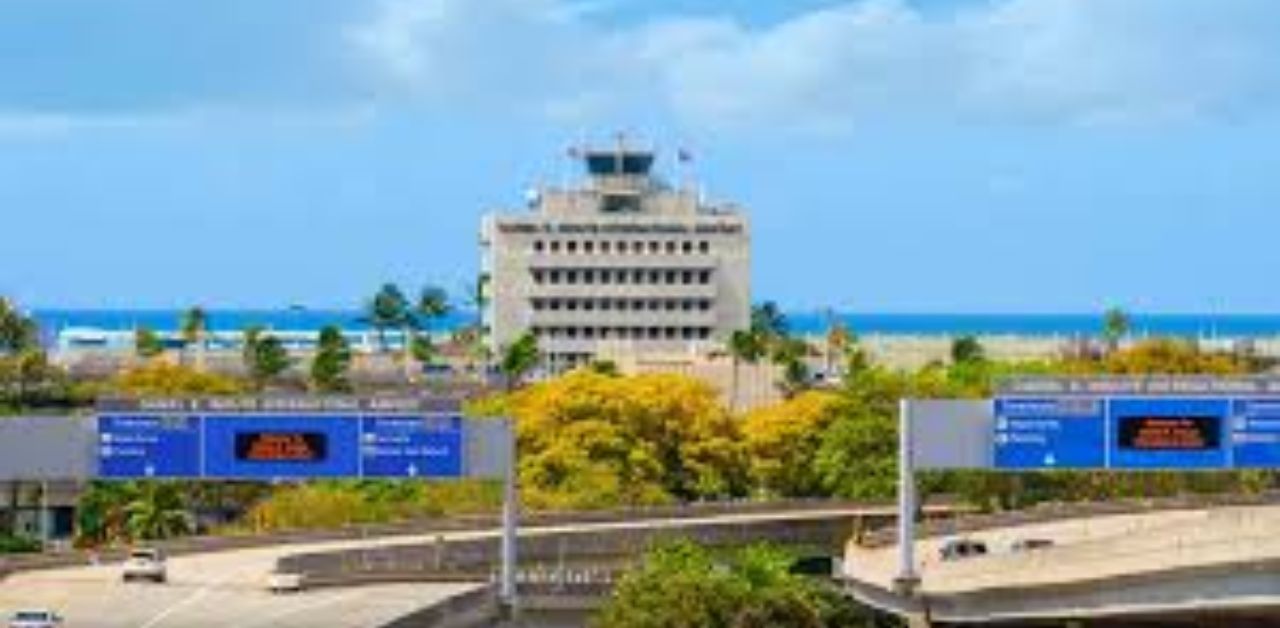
top-left (480, 139), bottom-right (751, 372)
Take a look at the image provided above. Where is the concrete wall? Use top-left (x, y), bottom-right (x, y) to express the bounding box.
top-left (277, 516), bottom-right (862, 582)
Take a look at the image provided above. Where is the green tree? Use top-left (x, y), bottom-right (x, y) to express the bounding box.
top-left (499, 331), bottom-right (540, 391)
top-left (772, 337), bottom-right (813, 399)
top-left (405, 284), bottom-right (451, 373)
top-left (950, 335), bottom-right (986, 365)
top-left (416, 285), bottom-right (451, 325)
top-left (1103, 306), bottom-right (1131, 351)
top-left (310, 325), bottom-right (352, 392)
top-left (241, 324), bottom-right (265, 368)
top-left (596, 540), bottom-right (866, 628)
top-left (75, 482), bottom-right (136, 546)
top-left (0, 297), bottom-right (38, 354)
top-left (123, 483), bottom-right (192, 541)
top-left (363, 283), bottom-right (411, 353)
top-left (179, 306), bottom-right (208, 370)
top-left (409, 333), bottom-right (435, 364)
top-left (751, 301), bottom-right (788, 343)
top-left (246, 333), bottom-right (291, 390)
top-left (134, 327), bottom-right (164, 359)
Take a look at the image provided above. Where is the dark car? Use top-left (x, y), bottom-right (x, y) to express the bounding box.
top-left (939, 538), bottom-right (988, 561)
top-left (1011, 538), bottom-right (1054, 553)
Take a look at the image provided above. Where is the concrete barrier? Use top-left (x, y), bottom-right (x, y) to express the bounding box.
top-left (0, 499), bottom-right (915, 578)
top-left (378, 585), bottom-right (499, 628)
top-left (277, 516), bottom-right (857, 585)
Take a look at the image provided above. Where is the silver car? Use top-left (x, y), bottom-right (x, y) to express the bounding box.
top-left (122, 548), bottom-right (167, 583)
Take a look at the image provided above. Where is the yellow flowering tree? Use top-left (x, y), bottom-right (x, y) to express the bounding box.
top-left (506, 370), bottom-right (749, 509)
top-left (743, 391), bottom-right (840, 497)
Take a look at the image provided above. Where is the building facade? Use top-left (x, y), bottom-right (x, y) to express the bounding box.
top-left (481, 142), bottom-right (750, 372)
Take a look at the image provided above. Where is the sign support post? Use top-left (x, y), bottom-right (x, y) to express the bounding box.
top-left (499, 417), bottom-right (519, 616)
top-left (895, 398), bottom-right (919, 594)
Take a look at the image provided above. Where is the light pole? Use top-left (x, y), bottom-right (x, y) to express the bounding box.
top-left (499, 417), bottom-right (518, 616)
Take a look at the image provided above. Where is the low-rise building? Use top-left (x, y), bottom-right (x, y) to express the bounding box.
top-left (481, 140), bottom-right (751, 372)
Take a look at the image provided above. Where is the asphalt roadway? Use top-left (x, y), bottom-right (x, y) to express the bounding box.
top-left (0, 543), bottom-right (479, 628)
top-left (1, 505), bottom-right (887, 628)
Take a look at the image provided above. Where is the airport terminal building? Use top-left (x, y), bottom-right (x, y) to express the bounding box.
top-left (480, 142), bottom-right (751, 372)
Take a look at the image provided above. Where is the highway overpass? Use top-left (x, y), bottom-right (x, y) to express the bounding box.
top-left (1, 502), bottom-right (930, 628)
top-left (843, 502), bottom-right (1280, 626)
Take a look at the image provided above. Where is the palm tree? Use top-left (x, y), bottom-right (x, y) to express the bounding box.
top-left (499, 331), bottom-right (540, 391)
top-left (771, 337), bottom-right (813, 399)
top-left (363, 284), bottom-right (410, 353)
top-left (123, 483), bottom-right (191, 541)
top-left (404, 285), bottom-right (451, 380)
top-left (179, 306), bottom-right (208, 370)
top-left (75, 482), bottom-right (136, 546)
top-left (1103, 307), bottom-right (1131, 353)
top-left (750, 301), bottom-right (788, 342)
top-left (727, 330), bottom-right (765, 412)
top-left (310, 325), bottom-right (352, 392)
top-left (458, 274), bottom-right (491, 381)
top-left (0, 297), bottom-right (38, 354)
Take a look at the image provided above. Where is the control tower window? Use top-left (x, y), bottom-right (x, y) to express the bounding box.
top-left (601, 195), bottom-right (641, 214)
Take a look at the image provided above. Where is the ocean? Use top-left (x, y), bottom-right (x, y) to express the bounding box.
top-left (31, 309), bottom-right (1280, 342)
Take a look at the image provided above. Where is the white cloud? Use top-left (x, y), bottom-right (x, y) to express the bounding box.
top-left (0, 106), bottom-right (378, 140)
top-left (349, 0), bottom-right (1280, 130)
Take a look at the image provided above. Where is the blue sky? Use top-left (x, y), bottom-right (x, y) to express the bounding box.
top-left (2, 0), bottom-right (1280, 312)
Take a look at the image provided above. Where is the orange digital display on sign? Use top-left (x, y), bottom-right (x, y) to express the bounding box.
top-left (234, 432), bottom-right (327, 462)
top-left (1117, 416), bottom-right (1220, 451)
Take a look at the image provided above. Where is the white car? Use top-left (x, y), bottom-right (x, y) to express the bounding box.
top-left (8, 609), bottom-right (63, 628)
top-left (266, 571), bottom-right (306, 594)
top-left (122, 548), bottom-right (167, 583)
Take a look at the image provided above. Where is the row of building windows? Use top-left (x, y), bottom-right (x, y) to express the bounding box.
top-left (533, 326), bottom-right (713, 341)
top-left (533, 268), bottom-right (712, 286)
top-left (532, 239), bottom-right (712, 255)
top-left (531, 298), bottom-right (713, 312)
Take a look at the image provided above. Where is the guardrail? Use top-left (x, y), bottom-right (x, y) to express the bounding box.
top-left (858, 491), bottom-right (1280, 548)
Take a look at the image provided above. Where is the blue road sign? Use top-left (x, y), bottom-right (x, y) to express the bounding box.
top-left (360, 415), bottom-right (464, 478)
top-left (995, 395), bottom-right (1251, 470)
top-left (96, 410), bottom-right (467, 480)
top-left (98, 415), bottom-right (202, 479)
top-left (203, 415), bottom-right (362, 479)
top-left (994, 397), bottom-right (1107, 469)
top-left (1230, 398), bottom-right (1280, 467)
